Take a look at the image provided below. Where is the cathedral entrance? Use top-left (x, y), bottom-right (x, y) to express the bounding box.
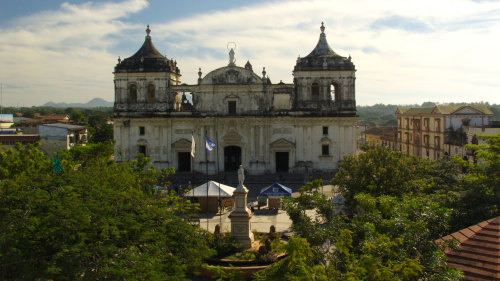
top-left (178, 152), bottom-right (191, 172)
top-left (224, 146), bottom-right (241, 171)
top-left (275, 152), bottom-right (289, 172)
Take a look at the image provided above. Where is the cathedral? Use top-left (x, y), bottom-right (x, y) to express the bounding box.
top-left (113, 23), bottom-right (358, 175)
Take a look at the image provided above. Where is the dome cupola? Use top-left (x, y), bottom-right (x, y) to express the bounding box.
top-left (294, 22), bottom-right (354, 71)
top-left (114, 25), bottom-right (180, 74)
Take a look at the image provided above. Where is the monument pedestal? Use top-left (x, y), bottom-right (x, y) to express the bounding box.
top-left (229, 184), bottom-right (254, 248)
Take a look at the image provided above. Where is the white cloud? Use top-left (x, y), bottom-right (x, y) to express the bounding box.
top-left (0, 0), bottom-right (148, 106)
top-left (0, 0), bottom-right (499, 106)
top-left (149, 0), bottom-right (500, 105)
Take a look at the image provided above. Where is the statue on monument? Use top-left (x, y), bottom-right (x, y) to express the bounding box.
top-left (238, 165), bottom-right (245, 186)
top-left (229, 48), bottom-right (235, 65)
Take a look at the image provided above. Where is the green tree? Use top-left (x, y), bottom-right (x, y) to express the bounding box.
top-left (0, 144), bottom-right (210, 280)
top-left (332, 147), bottom-right (429, 208)
top-left (277, 147), bottom-right (464, 280)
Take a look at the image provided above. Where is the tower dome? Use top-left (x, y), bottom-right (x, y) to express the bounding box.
top-left (114, 25), bottom-right (179, 74)
top-left (294, 22), bottom-right (355, 71)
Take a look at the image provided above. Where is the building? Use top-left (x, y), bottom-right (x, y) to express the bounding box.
top-left (39, 123), bottom-right (87, 155)
top-left (436, 216), bottom-right (500, 280)
top-left (0, 114), bottom-right (14, 129)
top-left (396, 105), bottom-right (493, 160)
top-left (113, 24), bottom-right (357, 175)
top-left (0, 134), bottom-right (39, 151)
top-left (365, 126), bottom-right (397, 150)
top-left (19, 113), bottom-right (69, 134)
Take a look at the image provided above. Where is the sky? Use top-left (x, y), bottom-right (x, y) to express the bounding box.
top-left (0, 0), bottom-right (499, 107)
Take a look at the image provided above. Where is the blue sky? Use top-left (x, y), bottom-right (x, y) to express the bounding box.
top-left (0, 0), bottom-right (499, 107)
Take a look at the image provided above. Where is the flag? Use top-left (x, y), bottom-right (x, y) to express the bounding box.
top-left (190, 135), bottom-right (195, 158)
top-left (205, 135), bottom-right (216, 153)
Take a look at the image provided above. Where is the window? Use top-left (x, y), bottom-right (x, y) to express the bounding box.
top-left (147, 84), bottom-right (155, 103)
top-left (311, 83), bottom-right (319, 101)
top-left (322, 144), bottom-right (329, 156)
top-left (129, 84), bottom-right (137, 103)
top-left (323, 126), bottom-right (328, 135)
top-left (424, 118), bottom-right (430, 130)
top-left (405, 118), bottom-right (409, 129)
top-left (139, 126), bottom-right (145, 136)
top-left (435, 119), bottom-right (441, 132)
top-left (329, 83), bottom-right (339, 102)
top-left (138, 145), bottom-right (146, 155)
top-left (414, 119), bottom-right (420, 130)
top-left (228, 101), bottom-right (236, 114)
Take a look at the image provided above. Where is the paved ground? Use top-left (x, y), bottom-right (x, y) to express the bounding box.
top-left (198, 185), bottom-right (338, 234)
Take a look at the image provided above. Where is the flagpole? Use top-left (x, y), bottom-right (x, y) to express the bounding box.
top-left (191, 132), bottom-right (195, 214)
top-left (205, 131), bottom-right (209, 231)
top-left (216, 118), bottom-right (222, 227)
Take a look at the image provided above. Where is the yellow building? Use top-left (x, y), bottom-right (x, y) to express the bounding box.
top-left (365, 127), bottom-right (397, 150)
top-left (396, 105), bottom-right (493, 160)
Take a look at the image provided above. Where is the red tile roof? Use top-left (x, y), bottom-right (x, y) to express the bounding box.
top-left (437, 217), bottom-right (500, 281)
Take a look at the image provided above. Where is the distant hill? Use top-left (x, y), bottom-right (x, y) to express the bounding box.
top-left (42, 98), bottom-right (113, 108)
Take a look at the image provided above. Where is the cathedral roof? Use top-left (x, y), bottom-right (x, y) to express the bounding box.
top-left (199, 49), bottom-right (264, 85)
top-left (114, 26), bottom-right (180, 74)
top-left (294, 23), bottom-right (355, 71)
top-left (200, 65), bottom-right (264, 85)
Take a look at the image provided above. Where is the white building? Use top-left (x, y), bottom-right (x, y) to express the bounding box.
top-left (113, 24), bottom-right (358, 175)
top-left (39, 123), bottom-right (87, 155)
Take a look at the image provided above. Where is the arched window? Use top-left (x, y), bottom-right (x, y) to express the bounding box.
top-left (330, 83), bottom-right (339, 102)
top-left (147, 84), bottom-right (155, 103)
top-left (129, 84), bottom-right (137, 103)
top-left (311, 82), bottom-right (319, 101)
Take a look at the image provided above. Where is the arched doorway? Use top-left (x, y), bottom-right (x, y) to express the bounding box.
top-left (224, 146), bottom-right (241, 171)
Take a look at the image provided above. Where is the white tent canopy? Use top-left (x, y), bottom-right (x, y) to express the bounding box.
top-left (184, 181), bottom-right (236, 198)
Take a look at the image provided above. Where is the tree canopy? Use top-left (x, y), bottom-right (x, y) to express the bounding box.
top-left (0, 143), bottom-right (211, 280)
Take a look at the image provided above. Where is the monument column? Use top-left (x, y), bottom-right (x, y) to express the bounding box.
top-left (229, 165), bottom-right (254, 248)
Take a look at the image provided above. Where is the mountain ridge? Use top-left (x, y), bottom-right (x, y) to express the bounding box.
top-left (42, 98), bottom-right (113, 108)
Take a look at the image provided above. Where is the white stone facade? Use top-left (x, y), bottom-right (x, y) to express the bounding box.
top-left (113, 24), bottom-right (358, 175)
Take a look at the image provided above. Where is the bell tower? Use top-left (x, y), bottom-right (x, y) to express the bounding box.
top-left (113, 25), bottom-right (181, 117)
top-left (293, 23), bottom-right (356, 116)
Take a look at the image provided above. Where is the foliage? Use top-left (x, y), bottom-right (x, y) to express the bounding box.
top-left (205, 264), bottom-right (245, 281)
top-left (253, 237), bottom-right (323, 281)
top-left (0, 144), bottom-right (210, 280)
top-left (332, 147), bottom-right (430, 208)
top-left (451, 133), bottom-right (500, 230)
top-left (279, 147), bottom-right (467, 280)
top-left (445, 126), bottom-right (467, 146)
top-left (209, 233), bottom-right (244, 259)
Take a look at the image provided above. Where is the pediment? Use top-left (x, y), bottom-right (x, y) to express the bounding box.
top-left (201, 66), bottom-right (263, 85)
top-left (223, 130), bottom-right (242, 144)
top-left (320, 137), bottom-right (332, 143)
top-left (270, 138), bottom-right (295, 149)
top-left (224, 93), bottom-right (241, 101)
top-left (452, 106), bottom-right (484, 115)
top-left (172, 138), bottom-right (192, 149)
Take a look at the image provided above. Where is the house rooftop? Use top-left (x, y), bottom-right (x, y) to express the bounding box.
top-left (436, 216), bottom-right (500, 280)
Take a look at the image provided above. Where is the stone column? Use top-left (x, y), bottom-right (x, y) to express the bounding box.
top-left (229, 165), bottom-right (254, 248)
